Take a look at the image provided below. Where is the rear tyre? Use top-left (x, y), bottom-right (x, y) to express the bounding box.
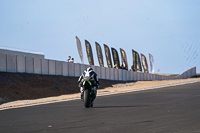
top-left (84, 89), bottom-right (90, 108)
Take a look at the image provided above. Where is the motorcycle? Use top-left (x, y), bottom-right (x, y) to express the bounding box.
top-left (82, 77), bottom-right (96, 108)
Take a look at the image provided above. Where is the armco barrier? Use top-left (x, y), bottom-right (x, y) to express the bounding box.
top-left (17, 55), bottom-right (25, 73)
top-left (34, 58), bottom-right (42, 74)
top-left (0, 53), bottom-right (197, 81)
top-left (7, 54), bottom-right (16, 72)
top-left (0, 53), bottom-right (6, 72)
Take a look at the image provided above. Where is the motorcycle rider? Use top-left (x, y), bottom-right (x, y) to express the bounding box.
top-left (78, 67), bottom-right (99, 101)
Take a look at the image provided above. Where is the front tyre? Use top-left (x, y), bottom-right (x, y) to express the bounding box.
top-left (84, 89), bottom-right (90, 108)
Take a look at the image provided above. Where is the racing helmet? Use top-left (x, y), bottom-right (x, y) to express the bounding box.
top-left (86, 67), bottom-right (93, 72)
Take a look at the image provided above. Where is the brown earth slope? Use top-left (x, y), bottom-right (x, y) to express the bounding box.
top-left (0, 72), bottom-right (199, 109)
top-left (0, 72), bottom-right (133, 101)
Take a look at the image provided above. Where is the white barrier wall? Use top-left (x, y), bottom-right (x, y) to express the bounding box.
top-left (0, 53), bottom-right (197, 81)
top-left (94, 66), bottom-right (101, 79)
top-left (68, 62), bottom-right (75, 76)
top-left (42, 59), bottom-right (48, 75)
top-left (110, 67), bottom-right (114, 80)
top-left (56, 61), bottom-right (62, 75)
top-left (114, 68), bottom-right (119, 80)
top-left (0, 53), bottom-right (6, 72)
top-left (101, 67), bottom-right (106, 79)
top-left (119, 69), bottom-right (123, 81)
top-left (62, 62), bottom-right (69, 76)
top-left (17, 55), bottom-right (25, 73)
top-left (34, 58), bottom-right (42, 74)
top-left (105, 67), bottom-right (110, 80)
top-left (7, 54), bottom-right (16, 72)
top-left (122, 70), bottom-right (126, 81)
top-left (25, 57), bottom-right (34, 73)
top-left (74, 63), bottom-right (80, 77)
top-left (48, 60), bottom-right (56, 75)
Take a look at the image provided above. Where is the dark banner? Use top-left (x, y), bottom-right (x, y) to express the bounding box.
top-left (111, 48), bottom-right (120, 69)
top-left (85, 40), bottom-right (94, 65)
top-left (104, 44), bottom-right (112, 68)
top-left (95, 42), bottom-right (104, 67)
top-left (132, 50), bottom-right (142, 71)
top-left (141, 53), bottom-right (149, 73)
top-left (120, 48), bottom-right (128, 70)
top-left (75, 36), bottom-right (84, 64)
top-left (132, 50), bottom-right (137, 71)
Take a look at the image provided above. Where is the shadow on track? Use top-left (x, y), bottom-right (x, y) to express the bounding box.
top-left (93, 105), bottom-right (149, 108)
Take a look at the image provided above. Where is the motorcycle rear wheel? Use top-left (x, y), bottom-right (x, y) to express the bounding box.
top-left (84, 89), bottom-right (91, 108)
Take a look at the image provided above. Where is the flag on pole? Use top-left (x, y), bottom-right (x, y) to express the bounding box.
top-left (141, 53), bottom-right (149, 73)
top-left (75, 36), bottom-right (84, 64)
top-left (149, 53), bottom-right (154, 73)
top-left (104, 44), bottom-right (113, 68)
top-left (95, 42), bottom-right (104, 67)
top-left (85, 40), bottom-right (94, 65)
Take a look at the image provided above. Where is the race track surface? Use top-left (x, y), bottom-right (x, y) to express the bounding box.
top-left (1, 82), bottom-right (200, 133)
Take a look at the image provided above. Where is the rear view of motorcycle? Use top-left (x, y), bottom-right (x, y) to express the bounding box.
top-left (82, 77), bottom-right (96, 108)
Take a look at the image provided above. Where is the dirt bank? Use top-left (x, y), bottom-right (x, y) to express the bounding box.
top-left (0, 72), bottom-right (133, 101)
top-left (0, 72), bottom-right (199, 109)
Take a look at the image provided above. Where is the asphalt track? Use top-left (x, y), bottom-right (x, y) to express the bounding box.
top-left (0, 82), bottom-right (200, 133)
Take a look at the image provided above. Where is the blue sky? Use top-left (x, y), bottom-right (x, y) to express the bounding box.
top-left (0, 0), bottom-right (199, 74)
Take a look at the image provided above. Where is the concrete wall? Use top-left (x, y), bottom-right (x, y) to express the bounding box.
top-left (25, 57), bottom-right (34, 73)
top-left (34, 58), bottom-right (42, 74)
top-left (7, 54), bottom-right (16, 72)
top-left (62, 62), bottom-right (69, 76)
top-left (110, 67), bottom-right (114, 80)
top-left (74, 63), bottom-right (80, 77)
top-left (118, 69), bottom-right (123, 81)
top-left (114, 68), bottom-right (119, 80)
top-left (17, 55), bottom-right (25, 73)
top-left (95, 66), bottom-right (101, 79)
top-left (68, 62), bottom-right (75, 76)
top-left (0, 48), bottom-right (44, 59)
top-left (48, 60), bottom-right (55, 75)
top-left (105, 67), bottom-right (110, 80)
top-left (0, 53), bottom-right (6, 72)
top-left (101, 67), bottom-right (106, 79)
top-left (0, 53), bottom-right (197, 81)
top-left (56, 61), bottom-right (62, 75)
top-left (42, 59), bottom-right (48, 75)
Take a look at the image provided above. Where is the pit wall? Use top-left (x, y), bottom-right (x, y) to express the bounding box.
top-left (0, 53), bottom-right (196, 81)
